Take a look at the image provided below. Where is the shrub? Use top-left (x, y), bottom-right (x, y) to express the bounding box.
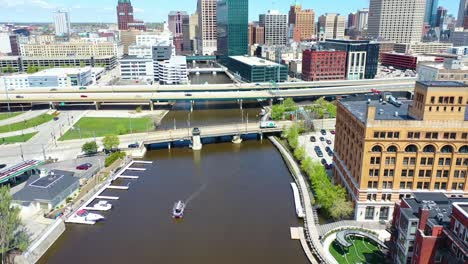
top-left (105, 151), bottom-right (126, 167)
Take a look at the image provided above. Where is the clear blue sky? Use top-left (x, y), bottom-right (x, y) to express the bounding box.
top-left (0, 0), bottom-right (459, 23)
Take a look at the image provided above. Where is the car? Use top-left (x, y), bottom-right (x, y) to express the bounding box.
top-left (310, 136), bottom-right (316, 142)
top-left (320, 129), bottom-right (327, 135)
top-left (321, 158), bottom-right (327, 165)
top-left (0, 164), bottom-right (6, 169)
top-left (325, 164), bottom-right (331, 170)
top-left (325, 146), bottom-right (331, 153)
top-left (80, 95), bottom-right (88, 98)
top-left (76, 163), bottom-right (92, 170)
top-left (314, 146), bottom-right (321, 151)
top-left (330, 130), bottom-right (336, 135)
top-left (320, 137), bottom-right (325, 141)
top-left (326, 139), bottom-right (332, 145)
top-left (255, 83), bottom-right (260, 86)
top-left (50, 88), bottom-right (58, 91)
top-left (185, 93), bottom-right (192, 97)
top-left (192, 127), bottom-right (201, 135)
top-left (317, 151), bottom-right (323, 157)
top-left (328, 151), bottom-right (334, 157)
top-left (53, 117), bottom-right (59, 121)
top-left (128, 142), bottom-right (139, 148)
top-left (15, 95), bottom-right (24, 99)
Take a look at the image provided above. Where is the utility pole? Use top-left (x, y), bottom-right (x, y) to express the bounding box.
top-left (19, 145), bottom-right (24, 161)
top-left (3, 79), bottom-right (11, 112)
top-left (41, 144), bottom-right (46, 161)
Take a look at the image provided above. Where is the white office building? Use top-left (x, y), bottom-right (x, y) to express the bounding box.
top-left (119, 55), bottom-right (154, 82)
top-left (197, 0), bottom-right (217, 55)
top-left (317, 13), bottom-right (345, 40)
top-left (53, 10), bottom-right (71, 37)
top-left (259, 10), bottom-right (288, 46)
top-left (356, 8), bottom-right (369, 32)
top-left (155, 56), bottom-right (188, 85)
top-left (368, 0), bottom-right (425, 43)
top-left (0, 32), bottom-right (12, 54)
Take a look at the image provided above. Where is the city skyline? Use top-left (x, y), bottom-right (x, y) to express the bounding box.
top-left (0, 0), bottom-right (459, 23)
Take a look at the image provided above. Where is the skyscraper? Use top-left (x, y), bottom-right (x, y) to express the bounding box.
top-left (356, 8), bottom-right (369, 32)
top-left (435, 7), bottom-right (447, 28)
top-left (216, 0), bottom-right (249, 57)
top-left (424, 0), bottom-right (439, 27)
top-left (168, 11), bottom-right (190, 55)
top-left (348, 13), bottom-right (357, 29)
top-left (368, 0), bottom-right (425, 43)
top-left (457, 0), bottom-right (468, 28)
top-left (53, 10), bottom-right (71, 37)
top-left (197, 0), bottom-right (217, 55)
top-left (189, 13), bottom-right (199, 53)
top-left (318, 13), bottom-right (345, 40)
top-left (259, 10), bottom-right (288, 46)
top-left (288, 4), bottom-right (315, 41)
top-left (117, 0), bottom-right (146, 31)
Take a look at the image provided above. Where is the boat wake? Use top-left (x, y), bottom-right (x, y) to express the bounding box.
top-left (185, 183), bottom-right (208, 206)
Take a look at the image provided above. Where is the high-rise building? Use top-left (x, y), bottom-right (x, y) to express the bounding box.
top-left (216, 0), bottom-right (249, 57)
top-left (189, 13), bottom-right (199, 53)
top-left (317, 13), bottom-right (345, 40)
top-left (457, 0), bottom-right (468, 28)
top-left (259, 10), bottom-right (288, 46)
top-left (435, 7), bottom-right (448, 28)
top-left (424, 0), bottom-right (439, 27)
top-left (197, 0), bottom-right (217, 55)
top-left (288, 4), bottom-right (315, 41)
top-left (53, 10), bottom-right (71, 37)
top-left (320, 39), bottom-right (380, 80)
top-left (348, 12), bottom-right (357, 29)
top-left (168, 11), bottom-right (190, 55)
top-left (116, 0), bottom-right (146, 31)
top-left (368, 0), bottom-right (425, 43)
top-left (334, 81), bottom-right (468, 222)
top-left (248, 23), bottom-right (264, 46)
top-left (356, 8), bottom-right (369, 32)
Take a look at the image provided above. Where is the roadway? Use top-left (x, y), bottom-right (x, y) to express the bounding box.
top-left (0, 83), bottom-right (415, 104)
top-left (1, 78), bottom-right (416, 94)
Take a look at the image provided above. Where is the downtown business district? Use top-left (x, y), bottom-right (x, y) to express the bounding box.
top-left (0, 0), bottom-right (467, 264)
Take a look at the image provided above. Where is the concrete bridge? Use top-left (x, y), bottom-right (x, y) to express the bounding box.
top-left (187, 67), bottom-right (226, 74)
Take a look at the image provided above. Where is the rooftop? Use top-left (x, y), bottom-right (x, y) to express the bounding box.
top-left (229, 56), bottom-right (282, 67)
top-left (417, 81), bottom-right (468, 87)
top-left (33, 67), bottom-right (92, 76)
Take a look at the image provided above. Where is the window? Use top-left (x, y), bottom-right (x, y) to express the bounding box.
top-left (387, 146), bottom-right (397, 152)
top-left (425, 132), bottom-right (438, 139)
top-left (462, 133), bottom-right (467, 140)
top-left (382, 181), bottom-right (393, 189)
top-left (369, 169), bottom-right (379, 177)
top-left (423, 145), bottom-right (435, 153)
top-left (380, 207), bottom-right (389, 220)
top-left (407, 132), bottom-right (420, 139)
top-left (371, 157), bottom-right (381, 164)
top-left (372, 146), bottom-right (382, 152)
top-left (405, 145), bottom-right (418, 153)
top-left (383, 169), bottom-right (394, 177)
top-left (365, 206), bottom-right (375, 220)
top-left (385, 157), bottom-right (396, 165)
top-left (441, 145), bottom-right (454, 153)
top-left (459, 146), bottom-right (468, 154)
top-left (443, 132), bottom-right (457, 139)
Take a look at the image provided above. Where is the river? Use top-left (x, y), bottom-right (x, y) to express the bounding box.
top-left (38, 140), bottom-right (308, 264)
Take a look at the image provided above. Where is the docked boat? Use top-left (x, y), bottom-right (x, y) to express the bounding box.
top-left (172, 201), bottom-right (185, 218)
top-left (93, 201), bottom-right (112, 211)
top-left (76, 209), bottom-right (105, 222)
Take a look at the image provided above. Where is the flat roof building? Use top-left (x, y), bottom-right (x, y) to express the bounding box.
top-left (334, 81), bottom-right (468, 222)
top-left (393, 42), bottom-right (453, 54)
top-left (225, 56), bottom-right (288, 83)
top-left (417, 59), bottom-right (468, 84)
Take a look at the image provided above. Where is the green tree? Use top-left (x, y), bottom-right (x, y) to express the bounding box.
top-left (271, 104), bottom-right (286, 120)
top-left (0, 186), bottom-right (29, 264)
top-left (293, 146), bottom-right (306, 161)
top-left (329, 198), bottom-right (354, 220)
top-left (102, 134), bottom-right (120, 151)
top-left (283, 98), bottom-right (298, 112)
top-left (81, 141), bottom-right (98, 155)
top-left (135, 106), bottom-right (142, 113)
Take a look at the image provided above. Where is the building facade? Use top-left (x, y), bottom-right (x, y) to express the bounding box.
top-left (457, 0), bottom-right (468, 28)
top-left (334, 81), bottom-right (468, 222)
top-left (259, 10), bottom-right (288, 46)
top-left (393, 42), bottom-right (453, 54)
top-left (301, 48), bottom-right (346, 81)
top-left (288, 5), bottom-right (315, 41)
top-left (368, 0), bottom-right (425, 43)
top-left (168, 11), bottom-right (190, 55)
top-left (116, 0), bottom-right (146, 31)
top-left (197, 0), bottom-right (217, 55)
top-left (390, 193), bottom-right (468, 264)
top-left (216, 0), bottom-right (248, 57)
top-left (154, 56), bottom-right (188, 85)
top-left (119, 55), bottom-right (154, 81)
top-left (381, 52), bottom-right (443, 70)
top-left (321, 39), bottom-right (379, 79)
top-left (317, 13), bottom-right (345, 40)
top-left (19, 41), bottom-right (123, 58)
top-left (417, 59), bottom-right (468, 84)
top-left (424, 0), bottom-right (439, 27)
top-left (189, 13), bottom-right (199, 53)
top-left (225, 56), bottom-right (288, 83)
top-left (53, 10), bottom-right (71, 37)
top-left (356, 9), bottom-right (369, 32)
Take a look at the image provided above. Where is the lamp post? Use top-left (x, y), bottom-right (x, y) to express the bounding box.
top-left (3, 79), bottom-right (11, 112)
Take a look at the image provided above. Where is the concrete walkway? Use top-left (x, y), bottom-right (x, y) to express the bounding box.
top-left (0, 109), bottom-right (48, 127)
top-left (269, 136), bottom-right (329, 264)
top-left (318, 220), bottom-right (388, 237)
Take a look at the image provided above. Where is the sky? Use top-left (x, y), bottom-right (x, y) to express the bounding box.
top-left (0, 0), bottom-right (460, 23)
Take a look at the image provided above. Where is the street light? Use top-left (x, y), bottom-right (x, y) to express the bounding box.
top-left (3, 78), bottom-right (11, 112)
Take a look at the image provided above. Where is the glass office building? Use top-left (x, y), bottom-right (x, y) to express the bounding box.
top-left (217, 0), bottom-right (249, 57)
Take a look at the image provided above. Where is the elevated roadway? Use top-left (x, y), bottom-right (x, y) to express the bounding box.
top-left (1, 78), bottom-right (416, 94)
top-left (0, 83), bottom-right (414, 104)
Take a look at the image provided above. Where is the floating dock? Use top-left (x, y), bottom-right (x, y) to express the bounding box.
top-left (133, 160), bottom-right (153, 164)
top-left (107, 185), bottom-right (130, 190)
top-left (96, 196), bottom-right (119, 200)
top-left (82, 206), bottom-right (112, 211)
top-left (117, 175), bottom-right (139, 179)
top-left (126, 167), bottom-right (146, 171)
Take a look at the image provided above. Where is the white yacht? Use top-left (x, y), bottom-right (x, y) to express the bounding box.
top-left (93, 201), bottom-right (112, 211)
top-left (76, 209), bottom-right (105, 222)
top-left (172, 201), bottom-right (185, 218)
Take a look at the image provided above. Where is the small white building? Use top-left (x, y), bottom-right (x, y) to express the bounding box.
top-left (155, 56), bottom-right (188, 85)
top-left (119, 55), bottom-right (154, 82)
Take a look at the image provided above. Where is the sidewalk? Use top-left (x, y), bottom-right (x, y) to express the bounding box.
top-left (0, 110), bottom-right (48, 127)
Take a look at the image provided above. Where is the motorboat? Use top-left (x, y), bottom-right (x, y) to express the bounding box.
top-left (76, 209), bottom-right (105, 222)
top-left (172, 201), bottom-right (185, 218)
top-left (93, 201), bottom-right (112, 211)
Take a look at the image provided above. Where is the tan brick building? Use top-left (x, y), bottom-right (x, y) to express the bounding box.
top-left (288, 4), bottom-right (315, 41)
top-left (334, 81), bottom-right (468, 221)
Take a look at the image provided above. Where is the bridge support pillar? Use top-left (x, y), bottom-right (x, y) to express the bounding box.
top-left (269, 99), bottom-right (273, 107)
top-left (191, 135), bottom-right (202, 150)
top-left (238, 99), bottom-right (243, 110)
top-left (259, 132), bottom-right (263, 141)
top-left (232, 135), bottom-right (242, 144)
top-left (190, 100), bottom-right (194, 112)
top-left (168, 142), bottom-right (171, 150)
top-left (149, 101), bottom-right (154, 111)
top-left (94, 102), bottom-right (101, 110)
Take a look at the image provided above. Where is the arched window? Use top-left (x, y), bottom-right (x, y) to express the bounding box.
top-left (441, 145), bottom-right (454, 153)
top-left (405, 145), bottom-right (418, 153)
top-left (459, 146), bottom-right (468, 154)
top-left (387, 146), bottom-right (397, 153)
top-left (422, 145), bottom-right (435, 153)
top-left (371, 146), bottom-right (382, 152)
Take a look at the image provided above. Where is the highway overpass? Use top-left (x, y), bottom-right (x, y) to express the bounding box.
top-left (0, 83), bottom-right (415, 105)
top-left (1, 78), bottom-right (416, 94)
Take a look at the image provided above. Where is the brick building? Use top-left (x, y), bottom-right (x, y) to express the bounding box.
top-left (381, 52), bottom-right (443, 70)
top-left (301, 48), bottom-right (346, 81)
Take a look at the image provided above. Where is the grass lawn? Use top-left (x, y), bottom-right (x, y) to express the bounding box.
top-left (330, 236), bottom-right (385, 264)
top-left (0, 112), bottom-right (22, 121)
top-left (59, 117), bottom-right (154, 141)
top-left (0, 114), bottom-right (53, 133)
top-left (0, 132), bottom-right (38, 145)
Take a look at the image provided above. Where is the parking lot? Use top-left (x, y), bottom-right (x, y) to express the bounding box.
top-left (299, 129), bottom-right (336, 170)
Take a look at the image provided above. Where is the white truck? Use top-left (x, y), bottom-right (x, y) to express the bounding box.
top-left (260, 121), bottom-right (277, 128)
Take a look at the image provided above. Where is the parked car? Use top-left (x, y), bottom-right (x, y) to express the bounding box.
top-left (50, 88), bottom-right (58, 91)
top-left (321, 158), bottom-right (327, 165)
top-left (310, 136), bottom-right (316, 142)
top-left (80, 95), bottom-right (88, 98)
top-left (325, 146), bottom-right (331, 153)
top-left (317, 152), bottom-right (323, 158)
top-left (324, 164), bottom-right (331, 170)
top-left (76, 163), bottom-right (92, 170)
top-left (16, 95), bottom-right (24, 99)
top-left (128, 142), bottom-right (139, 148)
top-left (53, 117), bottom-right (59, 121)
top-left (320, 129), bottom-right (327, 135)
top-left (320, 137), bottom-right (325, 141)
top-left (0, 164), bottom-right (6, 169)
top-left (326, 139), bottom-right (332, 145)
top-left (330, 130), bottom-right (336, 135)
top-left (328, 151), bottom-right (334, 157)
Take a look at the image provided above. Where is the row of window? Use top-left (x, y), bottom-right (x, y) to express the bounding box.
top-left (371, 145), bottom-right (468, 153)
top-left (369, 169), bottom-right (467, 179)
top-left (376, 131), bottom-right (468, 140)
top-left (370, 157), bottom-right (468, 166)
top-left (368, 181), bottom-right (465, 190)
top-left (430, 96), bottom-right (465, 105)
